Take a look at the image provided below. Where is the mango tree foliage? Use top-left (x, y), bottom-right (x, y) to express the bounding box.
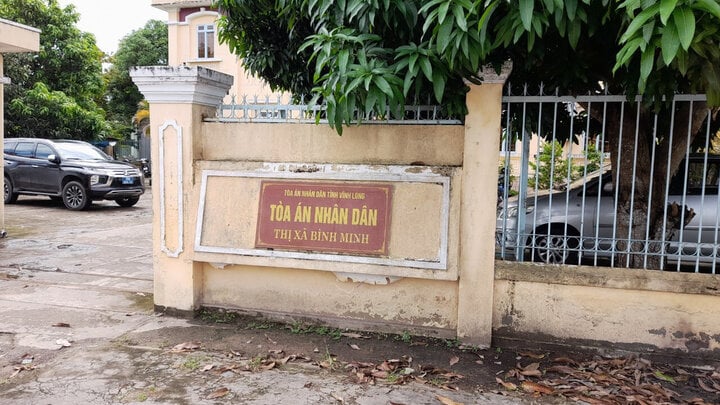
top-left (0, 0), bottom-right (109, 139)
top-left (218, 0), bottom-right (720, 268)
top-left (218, 0), bottom-right (720, 131)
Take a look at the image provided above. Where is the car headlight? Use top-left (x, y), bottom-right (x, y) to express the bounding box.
top-left (89, 174), bottom-right (109, 185)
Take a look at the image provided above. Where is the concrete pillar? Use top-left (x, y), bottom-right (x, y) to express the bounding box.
top-left (1, 54), bottom-right (5, 238)
top-left (131, 66), bottom-right (233, 313)
top-left (1, 20), bottom-right (40, 238)
top-left (457, 62), bottom-right (512, 346)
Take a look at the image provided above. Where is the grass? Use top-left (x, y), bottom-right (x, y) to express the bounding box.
top-left (320, 348), bottom-right (340, 370)
top-left (394, 331), bottom-right (412, 343)
top-left (182, 355), bottom-right (209, 371)
top-left (288, 322), bottom-right (343, 340)
top-left (198, 308), bottom-right (238, 324)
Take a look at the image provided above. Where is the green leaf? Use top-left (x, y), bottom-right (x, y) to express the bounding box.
top-left (642, 20), bottom-right (655, 43)
top-left (565, 0), bottom-right (578, 21)
top-left (478, 1), bottom-right (499, 55)
top-left (438, 1), bottom-right (450, 25)
top-left (365, 86), bottom-right (378, 116)
top-left (693, 0), bottom-right (720, 19)
top-left (373, 75), bottom-right (394, 97)
top-left (676, 48), bottom-right (688, 75)
top-left (453, 4), bottom-right (468, 32)
top-left (420, 57), bottom-right (433, 81)
top-left (437, 18), bottom-right (454, 53)
top-left (519, 0), bottom-right (534, 31)
top-left (403, 71), bottom-right (414, 96)
top-left (568, 19), bottom-right (581, 49)
top-left (653, 370), bottom-right (676, 384)
top-left (543, 0), bottom-right (555, 14)
top-left (640, 47), bottom-right (655, 86)
top-left (672, 7), bottom-right (695, 50)
top-left (659, 0), bottom-right (678, 25)
top-left (418, 0), bottom-right (445, 15)
top-left (338, 49), bottom-right (349, 74)
top-left (409, 52), bottom-right (419, 74)
top-left (660, 18), bottom-right (680, 65)
top-left (619, 4), bottom-right (660, 44)
top-left (432, 68), bottom-right (446, 103)
top-left (346, 76), bottom-right (364, 94)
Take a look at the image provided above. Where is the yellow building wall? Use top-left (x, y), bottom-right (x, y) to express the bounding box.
top-left (159, 2), bottom-right (277, 102)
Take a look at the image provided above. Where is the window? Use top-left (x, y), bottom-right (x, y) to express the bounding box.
top-left (14, 142), bottom-right (35, 157)
top-left (35, 144), bottom-right (53, 159)
top-left (3, 141), bottom-right (17, 154)
top-left (197, 24), bottom-right (215, 59)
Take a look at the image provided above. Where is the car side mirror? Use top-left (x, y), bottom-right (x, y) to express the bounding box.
top-left (47, 154), bottom-right (60, 164)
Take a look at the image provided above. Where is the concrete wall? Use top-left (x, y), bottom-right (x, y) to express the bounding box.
top-left (132, 65), bottom-right (720, 357)
top-left (494, 261), bottom-right (720, 356)
top-left (132, 65), bottom-right (506, 346)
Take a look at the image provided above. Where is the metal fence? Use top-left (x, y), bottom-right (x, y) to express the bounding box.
top-left (208, 94), bottom-right (462, 125)
top-left (496, 85), bottom-right (720, 274)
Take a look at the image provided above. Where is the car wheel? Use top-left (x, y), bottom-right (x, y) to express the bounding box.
top-left (530, 226), bottom-right (580, 264)
top-left (62, 181), bottom-right (90, 210)
top-left (4, 176), bottom-right (18, 204)
top-left (115, 196), bottom-right (140, 207)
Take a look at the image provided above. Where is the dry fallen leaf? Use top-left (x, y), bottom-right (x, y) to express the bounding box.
top-left (519, 351), bottom-right (546, 359)
top-left (435, 395), bottom-right (464, 405)
top-left (261, 361), bottom-right (277, 370)
top-left (341, 332), bottom-right (369, 339)
top-left (171, 341), bottom-right (200, 352)
top-left (518, 362), bottom-right (542, 377)
top-left (496, 377), bottom-right (517, 391)
top-left (265, 334), bottom-right (277, 344)
top-left (449, 356), bottom-right (460, 366)
top-left (521, 381), bottom-right (554, 395)
top-left (349, 344), bottom-right (361, 350)
top-left (51, 322), bottom-right (71, 328)
top-left (698, 378), bottom-right (718, 393)
top-left (201, 364), bottom-right (215, 372)
top-left (207, 387), bottom-right (229, 399)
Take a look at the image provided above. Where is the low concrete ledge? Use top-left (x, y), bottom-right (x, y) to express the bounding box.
top-left (495, 260), bottom-right (720, 296)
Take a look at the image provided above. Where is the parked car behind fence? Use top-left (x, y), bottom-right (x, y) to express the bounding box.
top-left (496, 154), bottom-right (720, 271)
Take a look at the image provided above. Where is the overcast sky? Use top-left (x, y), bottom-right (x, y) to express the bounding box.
top-left (57, 0), bottom-right (167, 54)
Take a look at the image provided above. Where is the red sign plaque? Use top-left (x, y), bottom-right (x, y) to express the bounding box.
top-left (255, 181), bottom-right (393, 255)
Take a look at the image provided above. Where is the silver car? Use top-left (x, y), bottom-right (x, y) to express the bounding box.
top-left (496, 155), bottom-right (720, 267)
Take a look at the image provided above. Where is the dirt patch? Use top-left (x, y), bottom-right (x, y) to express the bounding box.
top-left (119, 311), bottom-right (720, 404)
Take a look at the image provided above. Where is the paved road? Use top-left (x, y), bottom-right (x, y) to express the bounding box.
top-left (0, 193), bottom-right (154, 352)
top-left (0, 192), bottom-right (535, 404)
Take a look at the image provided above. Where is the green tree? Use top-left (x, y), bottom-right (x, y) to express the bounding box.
top-left (104, 20), bottom-right (168, 136)
top-left (528, 141), bottom-right (574, 191)
top-left (217, 0), bottom-right (720, 268)
top-left (7, 83), bottom-right (107, 141)
top-left (0, 0), bottom-right (109, 139)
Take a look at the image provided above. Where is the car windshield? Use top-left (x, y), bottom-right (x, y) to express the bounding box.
top-left (54, 142), bottom-right (110, 161)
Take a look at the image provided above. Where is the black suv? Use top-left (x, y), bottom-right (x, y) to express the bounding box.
top-left (4, 138), bottom-right (145, 210)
